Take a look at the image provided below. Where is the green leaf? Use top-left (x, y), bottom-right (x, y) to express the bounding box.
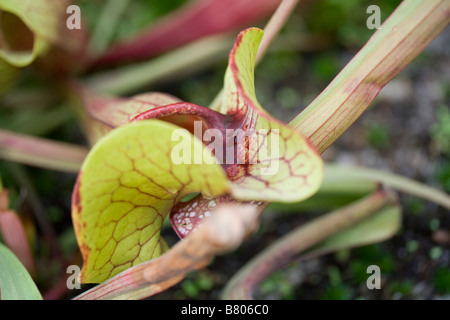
top-left (0, 243), bottom-right (42, 300)
top-left (72, 120), bottom-right (229, 283)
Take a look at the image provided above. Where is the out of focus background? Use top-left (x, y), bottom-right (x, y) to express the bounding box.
top-left (0, 0), bottom-right (449, 299)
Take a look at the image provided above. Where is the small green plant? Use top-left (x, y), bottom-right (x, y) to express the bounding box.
top-left (431, 105), bottom-right (450, 156)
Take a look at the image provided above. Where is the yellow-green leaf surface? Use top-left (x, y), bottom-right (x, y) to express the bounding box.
top-left (220, 27), bottom-right (323, 202)
top-left (72, 120), bottom-right (229, 283)
top-left (0, 0), bottom-right (78, 67)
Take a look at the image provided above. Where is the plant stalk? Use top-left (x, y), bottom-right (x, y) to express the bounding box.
top-left (222, 190), bottom-right (395, 299)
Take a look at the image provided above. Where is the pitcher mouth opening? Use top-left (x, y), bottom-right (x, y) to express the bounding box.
top-left (0, 10), bottom-right (35, 54)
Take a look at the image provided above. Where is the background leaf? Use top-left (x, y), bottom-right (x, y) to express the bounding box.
top-left (72, 120), bottom-right (229, 283)
top-left (0, 59), bottom-right (18, 96)
top-left (90, 0), bottom-right (281, 68)
top-left (222, 191), bottom-right (400, 299)
top-left (74, 204), bottom-right (259, 300)
top-left (0, 129), bottom-right (89, 173)
top-left (74, 86), bottom-right (181, 145)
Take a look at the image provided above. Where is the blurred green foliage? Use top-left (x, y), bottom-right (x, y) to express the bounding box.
top-left (78, 0), bottom-right (188, 43)
top-left (303, 0), bottom-right (402, 47)
top-left (310, 53), bottom-right (340, 83)
top-left (177, 272), bottom-right (215, 299)
top-left (429, 218), bottom-right (441, 232)
top-left (405, 197), bottom-right (426, 216)
top-left (366, 124), bottom-right (391, 149)
top-left (348, 244), bottom-right (394, 286)
top-left (431, 105), bottom-right (450, 157)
